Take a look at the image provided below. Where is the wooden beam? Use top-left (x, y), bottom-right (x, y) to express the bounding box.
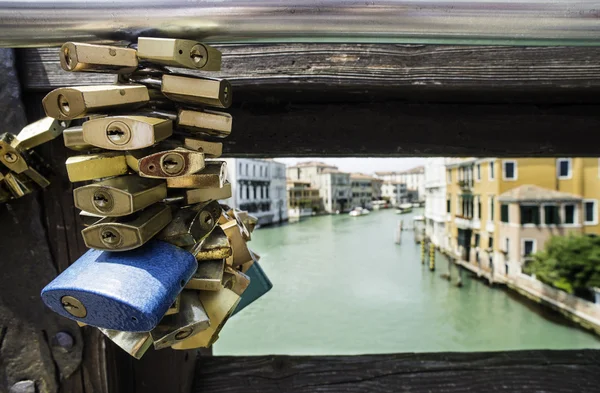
top-left (194, 350), bottom-right (600, 393)
top-left (16, 44), bottom-right (600, 103)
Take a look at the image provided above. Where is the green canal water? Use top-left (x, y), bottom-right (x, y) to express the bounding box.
top-left (215, 209), bottom-right (600, 355)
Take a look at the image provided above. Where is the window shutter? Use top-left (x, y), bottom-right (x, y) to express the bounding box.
top-left (534, 206), bottom-right (540, 225)
top-left (520, 206), bottom-right (526, 225)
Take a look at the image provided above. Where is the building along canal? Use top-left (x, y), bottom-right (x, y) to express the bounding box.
top-left (215, 209), bottom-right (600, 355)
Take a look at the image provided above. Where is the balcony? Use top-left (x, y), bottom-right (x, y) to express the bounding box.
top-left (457, 179), bottom-right (474, 190)
top-left (455, 216), bottom-right (474, 229)
top-left (486, 221), bottom-right (495, 233)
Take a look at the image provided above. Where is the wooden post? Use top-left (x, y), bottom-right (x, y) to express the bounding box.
top-left (421, 237), bottom-right (426, 264)
top-left (429, 242), bottom-right (436, 271)
top-left (455, 262), bottom-right (464, 287)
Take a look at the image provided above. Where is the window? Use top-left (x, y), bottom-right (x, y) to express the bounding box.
top-left (564, 204), bottom-right (576, 224)
top-left (488, 237), bottom-right (494, 249)
top-left (520, 205), bottom-right (540, 225)
top-left (260, 166), bottom-right (263, 177)
top-left (447, 170), bottom-right (452, 183)
top-left (239, 163), bottom-right (242, 173)
top-left (447, 196), bottom-right (451, 213)
top-left (266, 188), bottom-right (269, 199)
top-left (253, 186), bottom-right (256, 199)
top-left (489, 161), bottom-right (495, 180)
top-left (522, 239), bottom-right (536, 257)
top-left (474, 234), bottom-right (480, 247)
top-left (489, 196), bottom-right (495, 221)
top-left (557, 158), bottom-right (572, 179)
top-left (544, 205), bottom-right (560, 225)
top-left (245, 185), bottom-right (249, 199)
top-left (477, 197), bottom-right (482, 219)
top-left (239, 185), bottom-right (243, 199)
top-left (260, 186), bottom-right (264, 199)
top-left (584, 199), bottom-right (598, 225)
top-left (500, 204), bottom-right (509, 223)
top-left (253, 165), bottom-right (256, 177)
top-left (505, 238), bottom-right (510, 253)
top-left (246, 164), bottom-right (249, 175)
top-left (476, 164), bottom-right (481, 181)
top-left (502, 160), bottom-right (517, 180)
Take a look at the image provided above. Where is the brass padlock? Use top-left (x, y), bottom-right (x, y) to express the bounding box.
top-left (16, 117), bottom-right (70, 150)
top-left (60, 42), bottom-right (139, 73)
top-left (65, 152), bottom-right (129, 182)
top-left (63, 126), bottom-right (93, 151)
top-left (165, 295), bottom-right (181, 316)
top-left (150, 290), bottom-right (210, 350)
top-left (3, 172), bottom-right (35, 198)
top-left (221, 219), bottom-right (253, 267)
top-left (129, 148), bottom-right (205, 178)
top-left (137, 37), bottom-right (222, 71)
top-left (222, 266), bottom-right (250, 296)
top-left (225, 209), bottom-right (251, 241)
top-left (189, 226), bottom-right (232, 261)
top-left (177, 109), bottom-right (232, 138)
top-left (79, 210), bottom-right (104, 227)
top-left (73, 175), bottom-right (167, 216)
top-left (81, 204), bottom-right (172, 251)
top-left (42, 85), bottom-right (150, 120)
top-left (99, 329), bottom-right (153, 359)
top-left (185, 259), bottom-right (225, 291)
top-left (171, 288), bottom-right (240, 350)
top-left (165, 161), bottom-right (227, 189)
top-left (157, 200), bottom-right (221, 247)
top-left (82, 116), bottom-right (172, 150)
top-left (181, 181), bottom-right (232, 204)
top-left (161, 74), bottom-right (232, 108)
top-left (183, 138), bottom-right (223, 158)
top-left (0, 133), bottom-right (29, 174)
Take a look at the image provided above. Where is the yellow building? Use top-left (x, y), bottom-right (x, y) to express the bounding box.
top-left (445, 158), bottom-right (600, 279)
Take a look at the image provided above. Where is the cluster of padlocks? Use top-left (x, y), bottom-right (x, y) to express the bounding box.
top-left (2, 38), bottom-right (272, 358)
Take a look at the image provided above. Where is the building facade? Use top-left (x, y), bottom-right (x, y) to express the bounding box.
top-left (350, 173), bottom-right (375, 208)
top-left (287, 162), bottom-right (351, 213)
top-left (424, 158), bottom-right (448, 248)
top-left (287, 180), bottom-right (322, 217)
top-left (445, 158), bottom-right (600, 280)
top-left (381, 182), bottom-right (407, 207)
top-left (375, 166), bottom-right (425, 202)
top-left (221, 158), bottom-right (288, 225)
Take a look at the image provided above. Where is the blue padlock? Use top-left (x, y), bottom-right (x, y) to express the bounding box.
top-left (233, 261), bottom-right (273, 316)
top-left (41, 240), bottom-right (197, 331)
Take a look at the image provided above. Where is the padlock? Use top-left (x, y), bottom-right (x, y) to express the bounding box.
top-left (220, 219), bottom-right (253, 267)
top-left (165, 161), bottom-right (227, 189)
top-left (225, 209), bottom-right (251, 241)
top-left (181, 181), bottom-right (232, 204)
top-left (82, 116), bottom-right (172, 151)
top-left (99, 329), bottom-right (153, 359)
top-left (183, 138), bottom-right (223, 159)
top-left (79, 210), bottom-right (103, 227)
top-left (3, 172), bottom-right (35, 198)
top-left (161, 74), bottom-right (232, 108)
top-left (73, 175), bottom-right (167, 217)
top-left (16, 117), bottom-right (71, 150)
top-left (81, 203), bottom-right (172, 251)
top-left (0, 133), bottom-right (29, 173)
top-left (63, 126), bottom-right (94, 151)
top-left (222, 266), bottom-right (250, 296)
top-left (232, 261), bottom-right (273, 316)
top-left (130, 148), bottom-right (206, 178)
top-left (60, 42), bottom-right (139, 73)
top-left (185, 259), bottom-right (225, 291)
top-left (150, 290), bottom-right (210, 350)
top-left (165, 295), bottom-right (181, 316)
top-left (137, 37), bottom-right (222, 71)
top-left (65, 152), bottom-right (129, 182)
top-left (157, 200), bottom-right (221, 247)
top-left (42, 85), bottom-right (150, 120)
top-left (171, 288), bottom-right (240, 350)
top-left (177, 109), bottom-right (232, 138)
top-left (189, 226), bottom-right (232, 261)
top-left (41, 240), bottom-right (197, 331)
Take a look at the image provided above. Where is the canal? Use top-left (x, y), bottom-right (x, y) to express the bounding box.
top-left (215, 209), bottom-right (600, 355)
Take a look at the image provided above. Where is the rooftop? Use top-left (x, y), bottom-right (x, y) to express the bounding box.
top-left (321, 168), bottom-right (349, 175)
top-left (288, 161), bottom-right (337, 169)
top-left (375, 166), bottom-right (424, 176)
top-left (350, 173), bottom-right (376, 180)
top-left (498, 185), bottom-right (582, 203)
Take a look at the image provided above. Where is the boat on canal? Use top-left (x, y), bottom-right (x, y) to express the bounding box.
top-left (349, 207), bottom-right (370, 217)
top-left (395, 203), bottom-right (413, 214)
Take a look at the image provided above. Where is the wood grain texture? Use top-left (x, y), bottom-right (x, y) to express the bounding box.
top-left (194, 351), bottom-right (600, 393)
top-left (17, 44), bottom-right (600, 103)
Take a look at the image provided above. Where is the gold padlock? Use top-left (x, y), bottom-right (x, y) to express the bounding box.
top-left (82, 116), bottom-right (172, 151)
top-left (185, 259), bottom-right (225, 291)
top-left (65, 152), bottom-right (129, 183)
top-left (171, 288), bottom-right (240, 350)
top-left (99, 329), bottom-right (153, 360)
top-left (165, 161), bottom-right (227, 189)
top-left (161, 74), bottom-right (232, 109)
top-left (42, 85), bottom-right (150, 120)
top-left (73, 175), bottom-right (167, 217)
top-left (182, 181), bottom-right (232, 204)
top-left (137, 37), bottom-right (222, 71)
top-left (189, 226), bottom-right (232, 261)
top-left (150, 290), bottom-right (210, 350)
top-left (81, 203), bottom-right (172, 251)
top-left (0, 133), bottom-right (29, 174)
top-left (60, 42), bottom-right (139, 73)
top-left (220, 219), bottom-right (253, 267)
top-left (63, 126), bottom-right (93, 151)
top-left (165, 295), bottom-right (181, 316)
top-left (157, 200), bottom-right (221, 247)
top-left (3, 172), bottom-right (35, 198)
top-left (225, 209), bottom-right (251, 241)
top-left (79, 210), bottom-right (104, 227)
top-left (222, 266), bottom-right (250, 296)
top-left (16, 117), bottom-right (70, 150)
top-left (130, 147), bottom-right (205, 178)
top-left (177, 109), bottom-right (232, 138)
top-left (183, 138), bottom-right (223, 158)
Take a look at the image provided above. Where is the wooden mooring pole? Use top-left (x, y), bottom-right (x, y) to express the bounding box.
top-left (429, 242), bottom-right (435, 271)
